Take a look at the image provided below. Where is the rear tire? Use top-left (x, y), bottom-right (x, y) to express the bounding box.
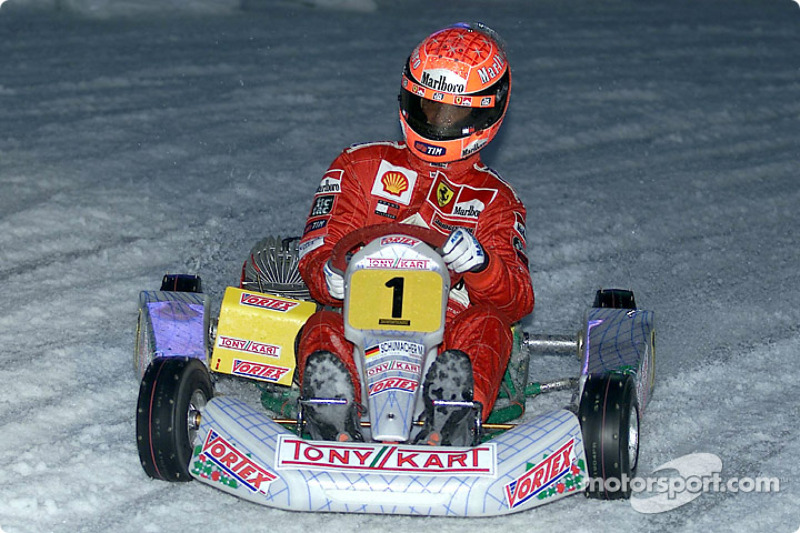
top-left (160, 273), bottom-right (203, 293)
top-left (136, 357), bottom-right (213, 482)
top-left (593, 289), bottom-right (636, 310)
top-left (579, 373), bottom-right (639, 500)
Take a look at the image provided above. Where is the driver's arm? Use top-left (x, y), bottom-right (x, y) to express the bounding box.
top-left (462, 198), bottom-right (534, 323)
top-left (298, 152), bottom-right (370, 307)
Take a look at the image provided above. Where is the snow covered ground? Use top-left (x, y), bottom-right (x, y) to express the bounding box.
top-left (1, 0), bottom-right (799, 531)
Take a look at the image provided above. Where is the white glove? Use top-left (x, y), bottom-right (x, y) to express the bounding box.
top-left (441, 228), bottom-right (487, 273)
top-left (323, 260), bottom-right (345, 299)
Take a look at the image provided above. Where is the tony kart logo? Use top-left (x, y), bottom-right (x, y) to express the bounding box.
top-left (366, 360), bottom-right (421, 377)
top-left (277, 436), bottom-right (496, 476)
top-left (366, 257), bottom-right (431, 270)
top-left (505, 438), bottom-right (577, 509)
top-left (201, 430), bottom-right (277, 494)
top-left (217, 335), bottom-right (281, 358)
top-left (239, 293), bottom-right (298, 313)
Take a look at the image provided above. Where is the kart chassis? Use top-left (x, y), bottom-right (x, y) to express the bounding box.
top-left (134, 229), bottom-right (655, 516)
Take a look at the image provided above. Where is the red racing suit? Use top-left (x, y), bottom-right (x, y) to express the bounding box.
top-left (297, 141), bottom-right (534, 418)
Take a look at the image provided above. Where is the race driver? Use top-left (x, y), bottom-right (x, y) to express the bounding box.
top-left (296, 22), bottom-right (534, 446)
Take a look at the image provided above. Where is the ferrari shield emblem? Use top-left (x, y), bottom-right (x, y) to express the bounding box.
top-left (436, 182), bottom-right (455, 207)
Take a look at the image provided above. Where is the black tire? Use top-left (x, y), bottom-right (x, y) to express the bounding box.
top-left (136, 357), bottom-right (213, 482)
top-left (593, 289), bottom-right (636, 310)
top-left (160, 274), bottom-right (203, 293)
top-left (578, 373), bottom-right (640, 500)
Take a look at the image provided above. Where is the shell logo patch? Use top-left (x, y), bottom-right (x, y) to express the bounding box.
top-left (371, 160), bottom-right (417, 205)
top-left (382, 171), bottom-right (409, 196)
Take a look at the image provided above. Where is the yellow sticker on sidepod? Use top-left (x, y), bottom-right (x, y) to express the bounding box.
top-left (212, 287), bottom-right (315, 386)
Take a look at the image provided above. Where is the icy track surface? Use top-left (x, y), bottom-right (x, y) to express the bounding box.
top-left (1, 0), bottom-right (799, 531)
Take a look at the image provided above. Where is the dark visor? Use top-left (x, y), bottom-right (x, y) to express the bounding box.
top-left (400, 67), bottom-right (509, 142)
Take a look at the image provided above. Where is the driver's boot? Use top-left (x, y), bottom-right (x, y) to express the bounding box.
top-left (414, 349), bottom-right (477, 447)
top-left (301, 351), bottom-right (363, 442)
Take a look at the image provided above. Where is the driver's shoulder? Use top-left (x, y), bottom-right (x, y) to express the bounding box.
top-left (343, 140), bottom-right (406, 164)
top-left (337, 141), bottom-right (415, 189)
top-left (468, 163), bottom-right (525, 208)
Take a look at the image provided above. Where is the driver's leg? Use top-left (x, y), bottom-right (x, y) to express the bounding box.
top-left (297, 310), bottom-right (363, 441)
top-left (442, 303), bottom-right (513, 419)
top-left (297, 310), bottom-right (361, 402)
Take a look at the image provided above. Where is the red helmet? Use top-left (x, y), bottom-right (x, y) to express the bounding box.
top-left (399, 22), bottom-right (511, 163)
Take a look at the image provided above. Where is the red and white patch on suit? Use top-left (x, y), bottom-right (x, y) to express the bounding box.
top-left (370, 160), bottom-right (417, 206)
top-left (512, 211), bottom-right (527, 244)
top-left (425, 173), bottom-right (497, 219)
top-left (430, 213), bottom-right (478, 236)
top-left (316, 169), bottom-right (343, 195)
top-left (418, 173), bottom-right (497, 235)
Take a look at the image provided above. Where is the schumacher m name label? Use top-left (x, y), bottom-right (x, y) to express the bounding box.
top-left (504, 438), bottom-right (576, 509)
top-left (366, 340), bottom-right (425, 359)
top-left (277, 436), bottom-right (496, 476)
top-left (201, 429), bottom-right (278, 494)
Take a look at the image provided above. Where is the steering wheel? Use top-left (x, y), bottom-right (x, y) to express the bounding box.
top-left (329, 223), bottom-right (462, 286)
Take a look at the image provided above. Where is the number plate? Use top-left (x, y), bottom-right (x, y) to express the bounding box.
top-left (347, 269), bottom-right (443, 332)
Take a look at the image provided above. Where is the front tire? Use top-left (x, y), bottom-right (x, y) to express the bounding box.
top-left (579, 373), bottom-right (639, 500)
top-left (136, 357), bottom-right (213, 482)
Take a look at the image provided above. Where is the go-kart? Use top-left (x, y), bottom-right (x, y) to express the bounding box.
top-left (134, 222), bottom-right (656, 516)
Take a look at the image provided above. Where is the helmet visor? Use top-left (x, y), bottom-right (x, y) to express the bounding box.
top-left (400, 69), bottom-right (509, 142)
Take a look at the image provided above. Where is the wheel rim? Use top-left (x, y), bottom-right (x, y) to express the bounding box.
top-left (187, 389), bottom-right (208, 444)
top-left (628, 405), bottom-right (640, 471)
